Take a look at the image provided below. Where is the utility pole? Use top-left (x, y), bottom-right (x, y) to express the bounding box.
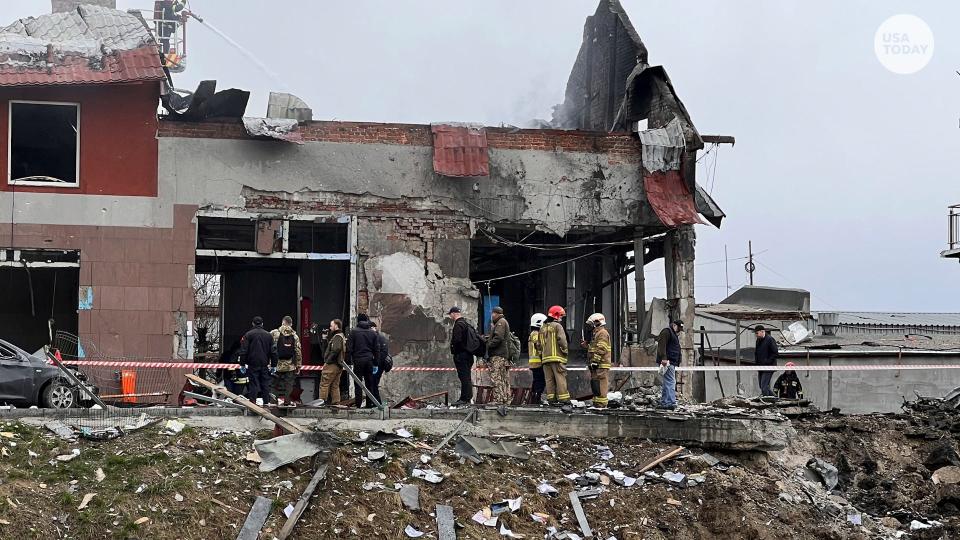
top-left (745, 241), bottom-right (755, 285)
top-left (724, 245), bottom-right (730, 294)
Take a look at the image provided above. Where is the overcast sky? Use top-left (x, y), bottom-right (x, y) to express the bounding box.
top-left (7, 1), bottom-right (960, 311)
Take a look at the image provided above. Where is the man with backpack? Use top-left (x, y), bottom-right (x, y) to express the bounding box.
top-left (485, 306), bottom-right (514, 407)
top-left (270, 315), bottom-right (302, 407)
top-left (448, 306), bottom-right (481, 406)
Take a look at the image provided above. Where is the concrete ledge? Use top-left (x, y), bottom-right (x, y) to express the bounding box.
top-left (0, 405), bottom-right (794, 451)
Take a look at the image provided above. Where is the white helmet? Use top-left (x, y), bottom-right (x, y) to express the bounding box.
top-left (530, 313), bottom-right (547, 328)
top-left (586, 313), bottom-right (606, 327)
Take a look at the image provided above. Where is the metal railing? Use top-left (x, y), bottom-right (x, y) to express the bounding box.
top-left (950, 205), bottom-right (960, 252)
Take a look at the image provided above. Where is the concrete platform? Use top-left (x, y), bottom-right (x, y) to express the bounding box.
top-left (0, 404), bottom-right (795, 451)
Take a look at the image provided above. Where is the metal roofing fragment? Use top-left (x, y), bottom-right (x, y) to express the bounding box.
top-left (431, 124), bottom-right (489, 177)
top-left (643, 170), bottom-right (703, 227)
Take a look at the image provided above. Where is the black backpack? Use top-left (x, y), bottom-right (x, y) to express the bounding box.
top-left (464, 321), bottom-right (484, 358)
top-left (277, 333), bottom-right (297, 360)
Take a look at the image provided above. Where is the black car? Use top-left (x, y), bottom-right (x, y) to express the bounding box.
top-left (0, 338), bottom-right (97, 408)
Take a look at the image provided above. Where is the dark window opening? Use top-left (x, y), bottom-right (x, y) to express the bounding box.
top-left (197, 217), bottom-right (257, 251)
top-left (9, 101), bottom-right (79, 185)
top-left (288, 222), bottom-right (348, 253)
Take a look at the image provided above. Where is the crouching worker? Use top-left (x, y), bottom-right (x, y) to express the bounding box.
top-left (774, 361), bottom-right (804, 399)
top-left (318, 319), bottom-right (346, 405)
top-left (271, 316), bottom-right (302, 406)
top-left (583, 313), bottom-right (612, 408)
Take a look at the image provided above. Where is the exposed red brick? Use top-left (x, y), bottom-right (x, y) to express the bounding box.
top-left (158, 120), bottom-right (642, 160)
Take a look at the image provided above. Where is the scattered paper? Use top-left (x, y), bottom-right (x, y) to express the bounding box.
top-left (412, 469), bottom-right (444, 484)
top-left (358, 431), bottom-right (371, 441)
top-left (500, 523), bottom-right (525, 538)
top-left (367, 449), bottom-right (386, 461)
top-left (95, 468), bottom-right (106, 483)
top-left (284, 503), bottom-right (295, 519)
top-left (396, 428), bottom-right (414, 438)
top-left (537, 482), bottom-right (558, 495)
top-left (420, 454), bottom-right (432, 464)
top-left (28, 450), bottom-right (38, 458)
top-left (596, 446), bottom-right (614, 460)
top-left (245, 451), bottom-right (262, 464)
top-left (404, 524), bottom-right (424, 537)
top-left (472, 509), bottom-right (498, 527)
top-left (367, 513), bottom-right (376, 522)
top-left (77, 493), bottom-right (95, 510)
top-left (0, 520), bottom-right (9, 525)
top-left (847, 514), bottom-right (862, 526)
top-left (174, 493), bottom-right (184, 502)
top-left (0, 432), bottom-right (14, 439)
top-left (564, 473), bottom-right (581, 480)
top-left (134, 517), bottom-right (150, 525)
top-left (507, 497), bottom-right (522, 512)
top-left (531, 513), bottom-right (550, 524)
top-left (540, 444), bottom-right (556, 455)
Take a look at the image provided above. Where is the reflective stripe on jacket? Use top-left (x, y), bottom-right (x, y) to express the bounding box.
top-left (539, 321), bottom-right (568, 364)
top-left (528, 329), bottom-right (542, 368)
top-left (588, 326), bottom-right (611, 369)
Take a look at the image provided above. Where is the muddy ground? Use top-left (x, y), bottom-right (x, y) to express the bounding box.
top-left (0, 408), bottom-right (957, 539)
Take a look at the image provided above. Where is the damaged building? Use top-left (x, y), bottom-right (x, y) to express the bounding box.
top-left (0, 0), bottom-right (726, 403)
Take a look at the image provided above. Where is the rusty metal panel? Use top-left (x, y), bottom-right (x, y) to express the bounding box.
top-left (255, 220), bottom-right (282, 255)
top-left (644, 170), bottom-right (702, 227)
top-left (431, 125), bottom-right (489, 177)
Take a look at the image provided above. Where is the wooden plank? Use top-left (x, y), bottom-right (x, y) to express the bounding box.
top-left (430, 408), bottom-right (475, 455)
top-left (185, 374), bottom-right (305, 434)
top-left (276, 464), bottom-right (328, 540)
top-left (569, 491), bottom-right (593, 538)
top-left (637, 446), bottom-right (685, 474)
top-left (236, 496), bottom-right (273, 540)
top-left (435, 504), bottom-right (456, 540)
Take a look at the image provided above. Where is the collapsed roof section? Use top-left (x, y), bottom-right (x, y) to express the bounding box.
top-left (0, 5), bottom-right (165, 86)
top-left (553, 0), bottom-right (722, 228)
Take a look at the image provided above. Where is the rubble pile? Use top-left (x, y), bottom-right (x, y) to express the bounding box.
top-left (0, 392), bottom-right (957, 538)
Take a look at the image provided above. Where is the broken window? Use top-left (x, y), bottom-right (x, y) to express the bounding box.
top-left (9, 101), bottom-right (80, 186)
top-left (196, 217), bottom-right (257, 251)
top-left (287, 222), bottom-right (348, 253)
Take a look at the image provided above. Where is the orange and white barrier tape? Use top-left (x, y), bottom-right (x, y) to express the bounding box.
top-left (52, 359), bottom-right (960, 372)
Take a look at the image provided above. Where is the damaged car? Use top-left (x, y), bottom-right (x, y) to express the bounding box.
top-left (0, 338), bottom-right (97, 408)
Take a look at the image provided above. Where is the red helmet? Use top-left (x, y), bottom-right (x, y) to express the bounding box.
top-left (548, 305), bottom-right (566, 319)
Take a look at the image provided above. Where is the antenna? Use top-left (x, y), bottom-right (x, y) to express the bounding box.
top-left (744, 241), bottom-right (755, 285)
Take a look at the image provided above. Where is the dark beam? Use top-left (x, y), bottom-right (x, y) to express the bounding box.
top-left (702, 135), bottom-right (735, 145)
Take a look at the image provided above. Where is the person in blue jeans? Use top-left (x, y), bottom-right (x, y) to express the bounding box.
top-left (655, 320), bottom-right (684, 410)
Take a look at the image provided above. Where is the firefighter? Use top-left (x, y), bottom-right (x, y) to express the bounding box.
top-left (528, 313), bottom-right (547, 404)
top-left (539, 305), bottom-right (570, 405)
top-left (583, 313), bottom-right (612, 408)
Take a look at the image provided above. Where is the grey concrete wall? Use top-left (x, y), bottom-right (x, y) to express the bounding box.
top-left (704, 356), bottom-right (960, 414)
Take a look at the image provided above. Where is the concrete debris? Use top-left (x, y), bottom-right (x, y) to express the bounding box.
top-left (44, 420), bottom-right (76, 441)
top-left (162, 419), bottom-right (185, 435)
top-left (399, 484), bottom-right (420, 510)
top-left (846, 513), bottom-right (862, 526)
top-left (806, 458), bottom-right (839, 491)
top-left (932, 465), bottom-right (960, 485)
top-left (242, 117), bottom-right (303, 144)
top-left (924, 440), bottom-right (960, 471)
top-left (569, 490), bottom-right (594, 538)
top-left (366, 449), bottom-right (386, 461)
top-left (55, 449), bottom-right (80, 462)
top-left (435, 504), bottom-right (456, 540)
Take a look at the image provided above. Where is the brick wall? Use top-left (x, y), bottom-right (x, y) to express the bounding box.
top-left (158, 120), bottom-right (642, 161)
top-left (0, 204), bottom-right (196, 360)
